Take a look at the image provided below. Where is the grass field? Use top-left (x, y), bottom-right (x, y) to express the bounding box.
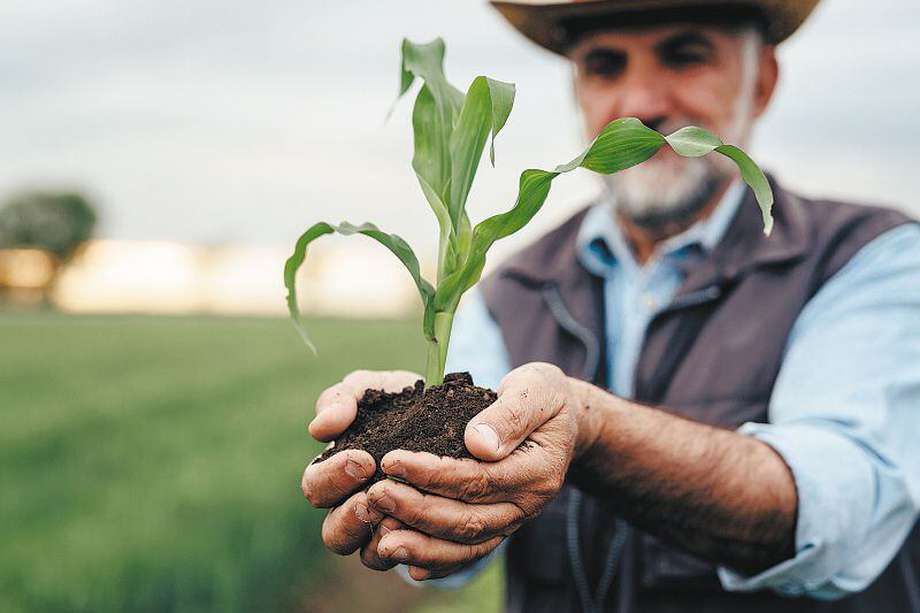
top-left (0, 311), bottom-right (506, 612)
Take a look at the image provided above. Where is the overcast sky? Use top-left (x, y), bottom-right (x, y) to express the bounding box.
top-left (1, 0), bottom-right (918, 255)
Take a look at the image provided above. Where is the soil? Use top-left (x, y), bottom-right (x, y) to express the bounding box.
top-left (316, 372), bottom-right (496, 483)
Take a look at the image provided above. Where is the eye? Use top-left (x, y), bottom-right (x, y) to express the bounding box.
top-left (656, 33), bottom-right (715, 70)
top-left (662, 45), bottom-right (711, 68)
top-left (580, 49), bottom-right (627, 80)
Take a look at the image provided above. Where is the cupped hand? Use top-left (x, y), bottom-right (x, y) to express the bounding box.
top-left (364, 362), bottom-right (591, 579)
top-left (300, 369), bottom-right (420, 561)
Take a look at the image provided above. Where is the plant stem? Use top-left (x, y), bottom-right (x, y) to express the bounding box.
top-left (423, 309), bottom-right (456, 388)
top-left (425, 336), bottom-right (442, 387)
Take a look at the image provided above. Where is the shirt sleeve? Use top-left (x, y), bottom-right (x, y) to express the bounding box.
top-left (399, 286), bottom-right (512, 589)
top-left (718, 223), bottom-right (920, 599)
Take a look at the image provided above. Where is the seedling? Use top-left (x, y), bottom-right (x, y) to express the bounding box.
top-left (285, 38), bottom-right (773, 387)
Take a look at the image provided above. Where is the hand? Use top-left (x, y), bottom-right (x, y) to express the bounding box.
top-left (365, 362), bottom-right (593, 580)
top-left (300, 369), bottom-right (421, 569)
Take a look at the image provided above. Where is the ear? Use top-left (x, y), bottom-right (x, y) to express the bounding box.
top-left (752, 45), bottom-right (779, 118)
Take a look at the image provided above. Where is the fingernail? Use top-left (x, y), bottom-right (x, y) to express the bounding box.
top-left (345, 458), bottom-right (366, 481)
top-left (371, 490), bottom-right (396, 513)
top-left (473, 423), bottom-right (500, 452)
top-left (393, 546), bottom-right (410, 562)
top-left (383, 457), bottom-right (405, 478)
top-left (378, 523), bottom-right (393, 537)
top-left (354, 500), bottom-right (371, 523)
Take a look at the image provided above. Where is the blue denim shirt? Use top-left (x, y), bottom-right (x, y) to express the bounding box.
top-left (413, 184), bottom-right (920, 599)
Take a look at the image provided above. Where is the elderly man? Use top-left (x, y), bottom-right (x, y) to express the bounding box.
top-left (301, 1), bottom-right (920, 611)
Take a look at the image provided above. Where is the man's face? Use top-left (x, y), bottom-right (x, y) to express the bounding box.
top-left (569, 24), bottom-right (775, 227)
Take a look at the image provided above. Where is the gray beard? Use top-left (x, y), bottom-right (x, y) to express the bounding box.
top-left (598, 156), bottom-right (730, 233)
top-left (619, 173), bottom-right (722, 231)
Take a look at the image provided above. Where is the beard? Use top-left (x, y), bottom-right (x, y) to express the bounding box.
top-left (598, 148), bottom-right (728, 230)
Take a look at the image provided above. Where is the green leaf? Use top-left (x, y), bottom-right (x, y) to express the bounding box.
top-left (434, 168), bottom-right (554, 310)
top-left (714, 145), bottom-right (775, 235)
top-left (397, 38), bottom-right (464, 207)
top-left (448, 76), bottom-right (515, 230)
top-left (664, 125), bottom-right (774, 235)
top-left (559, 117), bottom-right (667, 174)
top-left (434, 117), bottom-right (774, 312)
top-left (486, 78), bottom-right (515, 165)
top-left (284, 221), bottom-right (436, 352)
top-left (663, 125), bottom-right (723, 157)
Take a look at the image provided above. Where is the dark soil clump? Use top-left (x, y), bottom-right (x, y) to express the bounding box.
top-left (317, 372), bottom-right (496, 483)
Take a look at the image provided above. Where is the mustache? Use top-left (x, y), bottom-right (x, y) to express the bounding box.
top-left (643, 116), bottom-right (713, 137)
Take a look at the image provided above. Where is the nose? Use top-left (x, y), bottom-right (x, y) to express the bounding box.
top-left (616, 67), bottom-right (672, 131)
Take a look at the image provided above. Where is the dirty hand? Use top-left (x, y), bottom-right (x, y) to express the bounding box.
top-left (300, 369), bottom-right (423, 571)
top-left (365, 362), bottom-right (593, 580)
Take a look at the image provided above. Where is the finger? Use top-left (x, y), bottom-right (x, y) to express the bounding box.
top-left (406, 563), bottom-right (462, 581)
top-left (301, 449), bottom-right (375, 508)
top-left (377, 528), bottom-right (503, 571)
top-left (381, 447), bottom-right (561, 509)
top-left (310, 370), bottom-right (420, 441)
top-left (360, 516), bottom-right (405, 571)
top-left (310, 382), bottom-right (359, 442)
top-left (465, 362), bottom-right (567, 461)
top-left (321, 491), bottom-right (384, 555)
top-left (381, 450), bottom-right (507, 503)
top-left (366, 480), bottom-right (524, 544)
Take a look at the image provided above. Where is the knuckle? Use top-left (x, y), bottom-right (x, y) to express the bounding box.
top-left (342, 369), bottom-right (377, 390)
top-left (360, 545), bottom-right (389, 571)
top-left (532, 361), bottom-right (564, 380)
top-left (458, 471), bottom-right (491, 501)
top-left (302, 474), bottom-right (322, 507)
top-left (503, 398), bottom-right (529, 434)
top-left (410, 490), bottom-right (432, 524)
top-left (456, 510), bottom-right (487, 542)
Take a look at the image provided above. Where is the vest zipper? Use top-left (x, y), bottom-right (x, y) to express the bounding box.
top-left (542, 283), bottom-right (629, 613)
top-left (541, 284), bottom-right (600, 381)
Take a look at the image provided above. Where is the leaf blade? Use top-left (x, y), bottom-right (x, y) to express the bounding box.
top-left (448, 76), bottom-right (516, 229)
top-left (283, 221), bottom-right (436, 351)
top-left (715, 144), bottom-right (775, 235)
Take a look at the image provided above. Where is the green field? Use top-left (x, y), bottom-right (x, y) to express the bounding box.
top-left (0, 312), bottom-right (497, 612)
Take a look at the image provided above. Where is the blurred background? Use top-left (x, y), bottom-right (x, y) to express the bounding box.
top-left (1, 1), bottom-right (917, 612)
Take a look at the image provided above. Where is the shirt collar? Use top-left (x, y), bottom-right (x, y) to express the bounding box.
top-left (576, 180), bottom-right (746, 277)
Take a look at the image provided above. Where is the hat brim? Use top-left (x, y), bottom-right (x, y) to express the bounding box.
top-left (491, 0), bottom-right (820, 54)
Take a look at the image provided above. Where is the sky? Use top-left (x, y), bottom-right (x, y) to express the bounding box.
top-left (1, 0), bottom-right (918, 258)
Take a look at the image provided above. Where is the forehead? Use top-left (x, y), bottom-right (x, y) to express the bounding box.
top-left (567, 23), bottom-right (747, 58)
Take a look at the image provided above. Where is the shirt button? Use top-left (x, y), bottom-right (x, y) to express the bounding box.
top-left (643, 294), bottom-right (657, 310)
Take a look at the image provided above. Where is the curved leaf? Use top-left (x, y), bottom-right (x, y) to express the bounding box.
top-left (284, 221), bottom-right (436, 352)
top-left (664, 126), bottom-right (774, 234)
top-left (563, 117), bottom-right (667, 174)
top-left (448, 76), bottom-right (515, 230)
top-left (435, 118), bottom-right (774, 311)
top-left (714, 145), bottom-right (774, 235)
top-left (397, 38), bottom-right (464, 207)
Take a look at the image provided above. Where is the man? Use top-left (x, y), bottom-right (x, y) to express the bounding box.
top-left (301, 1), bottom-right (920, 611)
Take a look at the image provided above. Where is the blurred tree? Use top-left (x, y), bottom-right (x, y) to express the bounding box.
top-left (0, 190), bottom-right (97, 259)
top-left (0, 190), bottom-right (98, 304)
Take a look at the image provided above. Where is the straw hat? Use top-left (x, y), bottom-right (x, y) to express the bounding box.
top-left (490, 0), bottom-right (821, 54)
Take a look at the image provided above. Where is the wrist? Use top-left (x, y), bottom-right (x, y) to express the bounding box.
top-left (568, 376), bottom-right (604, 461)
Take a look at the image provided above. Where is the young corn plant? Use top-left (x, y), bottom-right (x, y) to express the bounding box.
top-left (285, 38), bottom-right (774, 387)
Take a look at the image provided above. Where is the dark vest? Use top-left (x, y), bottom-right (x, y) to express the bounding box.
top-left (479, 180), bottom-right (919, 613)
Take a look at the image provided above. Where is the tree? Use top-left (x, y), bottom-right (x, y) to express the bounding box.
top-left (0, 190), bottom-right (99, 304)
top-left (0, 190), bottom-right (98, 260)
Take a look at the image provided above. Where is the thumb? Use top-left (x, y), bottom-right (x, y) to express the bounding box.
top-left (464, 363), bottom-right (566, 461)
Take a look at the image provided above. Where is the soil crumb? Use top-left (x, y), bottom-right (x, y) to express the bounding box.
top-left (317, 372), bottom-right (496, 483)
